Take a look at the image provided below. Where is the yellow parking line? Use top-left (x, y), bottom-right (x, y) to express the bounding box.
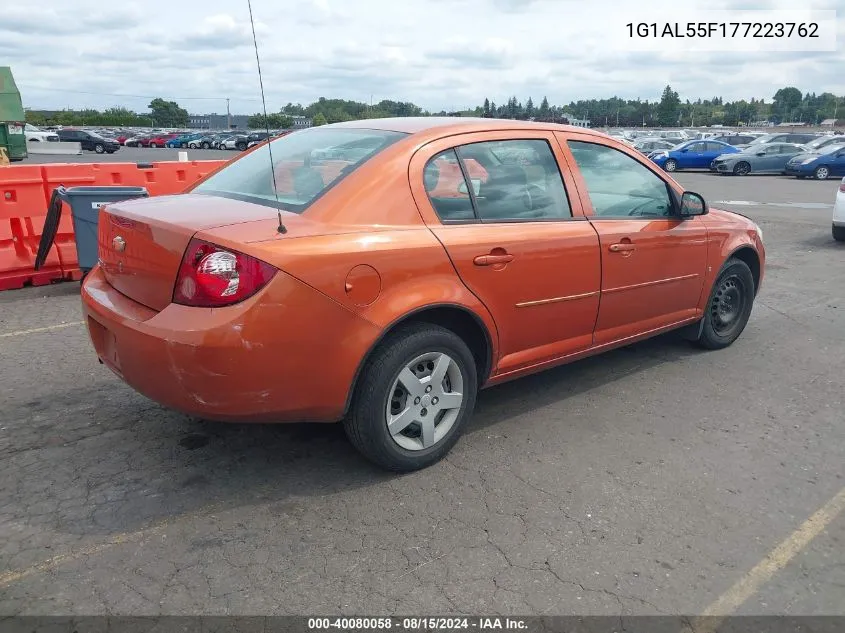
top-left (0, 500), bottom-right (226, 588)
top-left (0, 321), bottom-right (85, 338)
top-left (688, 486), bottom-right (845, 633)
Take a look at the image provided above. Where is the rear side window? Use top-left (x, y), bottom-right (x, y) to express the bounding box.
top-left (423, 139), bottom-right (572, 222)
top-left (423, 150), bottom-right (476, 221)
top-left (193, 127), bottom-right (407, 213)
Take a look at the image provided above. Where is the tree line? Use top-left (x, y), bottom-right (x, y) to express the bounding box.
top-left (24, 87), bottom-right (844, 129)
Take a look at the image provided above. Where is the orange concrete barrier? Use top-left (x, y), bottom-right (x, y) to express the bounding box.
top-left (0, 160), bottom-right (227, 290)
top-left (0, 166), bottom-right (65, 290)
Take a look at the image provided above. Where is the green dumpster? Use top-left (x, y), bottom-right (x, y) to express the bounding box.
top-left (0, 67), bottom-right (28, 161)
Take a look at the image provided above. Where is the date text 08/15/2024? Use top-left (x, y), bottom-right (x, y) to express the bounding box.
top-left (626, 22), bottom-right (820, 38)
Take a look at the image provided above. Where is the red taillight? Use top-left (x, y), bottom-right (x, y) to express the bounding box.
top-left (839, 180), bottom-right (845, 193)
top-left (173, 238), bottom-right (277, 307)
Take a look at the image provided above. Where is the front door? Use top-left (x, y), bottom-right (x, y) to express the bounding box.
top-left (409, 132), bottom-right (602, 375)
top-left (559, 134), bottom-right (708, 345)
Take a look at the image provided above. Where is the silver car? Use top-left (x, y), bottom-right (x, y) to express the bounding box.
top-left (711, 143), bottom-right (808, 176)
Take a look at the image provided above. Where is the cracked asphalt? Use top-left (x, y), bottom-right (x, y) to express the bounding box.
top-left (1, 173), bottom-right (843, 616)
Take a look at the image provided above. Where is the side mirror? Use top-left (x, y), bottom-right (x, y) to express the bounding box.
top-left (756, 151), bottom-right (766, 156)
top-left (679, 191), bottom-right (708, 217)
top-left (680, 148), bottom-right (689, 153)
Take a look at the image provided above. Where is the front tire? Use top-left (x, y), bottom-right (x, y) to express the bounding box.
top-left (201, 142), bottom-right (211, 149)
top-left (733, 161), bottom-right (750, 176)
top-left (834, 224), bottom-right (845, 242)
top-left (94, 143), bottom-right (105, 154)
top-left (344, 323), bottom-right (478, 472)
top-left (664, 159), bottom-right (678, 172)
top-left (814, 165), bottom-right (830, 180)
top-left (236, 142), bottom-right (247, 151)
top-left (694, 258), bottom-right (756, 350)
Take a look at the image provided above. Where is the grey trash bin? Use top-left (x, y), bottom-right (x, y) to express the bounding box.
top-left (35, 185), bottom-right (149, 275)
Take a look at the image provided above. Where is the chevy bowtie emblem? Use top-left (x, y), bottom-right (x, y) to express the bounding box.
top-left (112, 236), bottom-right (126, 252)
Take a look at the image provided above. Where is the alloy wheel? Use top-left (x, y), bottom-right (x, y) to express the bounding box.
top-left (385, 352), bottom-right (464, 451)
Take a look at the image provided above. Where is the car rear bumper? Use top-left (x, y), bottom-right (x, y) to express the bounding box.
top-left (81, 265), bottom-right (380, 423)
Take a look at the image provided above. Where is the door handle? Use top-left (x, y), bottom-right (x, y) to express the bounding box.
top-left (609, 243), bottom-right (635, 253)
top-left (474, 253), bottom-right (514, 266)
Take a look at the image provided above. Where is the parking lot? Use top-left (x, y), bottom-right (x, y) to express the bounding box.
top-left (1, 172), bottom-right (843, 617)
top-left (20, 146), bottom-right (239, 164)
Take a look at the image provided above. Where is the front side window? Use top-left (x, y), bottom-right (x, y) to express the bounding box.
top-left (567, 141), bottom-right (674, 218)
top-left (192, 127), bottom-right (407, 212)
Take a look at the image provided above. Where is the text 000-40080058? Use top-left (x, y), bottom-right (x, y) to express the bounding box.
top-left (617, 10), bottom-right (837, 52)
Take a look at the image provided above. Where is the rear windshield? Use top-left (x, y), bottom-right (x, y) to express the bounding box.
top-left (192, 127), bottom-right (407, 212)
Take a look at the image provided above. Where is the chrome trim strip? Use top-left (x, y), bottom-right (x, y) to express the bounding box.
top-left (603, 273), bottom-right (699, 295)
top-left (516, 290), bottom-right (599, 308)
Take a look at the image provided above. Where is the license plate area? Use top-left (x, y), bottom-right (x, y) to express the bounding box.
top-left (87, 317), bottom-right (122, 375)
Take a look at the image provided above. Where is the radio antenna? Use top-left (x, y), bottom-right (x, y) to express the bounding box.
top-left (247, 0), bottom-right (286, 234)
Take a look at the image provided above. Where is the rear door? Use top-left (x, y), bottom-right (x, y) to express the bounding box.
top-left (761, 144), bottom-right (799, 172)
top-left (557, 132), bottom-right (708, 344)
top-left (703, 141), bottom-right (730, 164)
top-left (409, 131), bottom-right (602, 375)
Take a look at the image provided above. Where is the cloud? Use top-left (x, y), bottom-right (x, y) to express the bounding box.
top-left (9, 0), bottom-right (842, 115)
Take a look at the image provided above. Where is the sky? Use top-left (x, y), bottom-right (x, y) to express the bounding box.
top-left (3, 0), bottom-right (842, 116)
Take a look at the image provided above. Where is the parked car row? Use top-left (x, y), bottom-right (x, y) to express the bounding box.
top-left (640, 131), bottom-right (845, 179)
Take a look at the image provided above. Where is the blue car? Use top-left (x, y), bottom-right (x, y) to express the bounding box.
top-left (165, 133), bottom-right (204, 148)
top-left (784, 143), bottom-right (845, 180)
top-left (649, 139), bottom-right (740, 172)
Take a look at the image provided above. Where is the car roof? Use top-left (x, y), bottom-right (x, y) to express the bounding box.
top-left (326, 116), bottom-right (597, 137)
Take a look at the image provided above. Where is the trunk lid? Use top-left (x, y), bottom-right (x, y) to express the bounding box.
top-left (96, 193), bottom-right (338, 311)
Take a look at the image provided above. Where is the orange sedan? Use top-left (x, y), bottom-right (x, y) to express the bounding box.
top-left (81, 118), bottom-right (765, 471)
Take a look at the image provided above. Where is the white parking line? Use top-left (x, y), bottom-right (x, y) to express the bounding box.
top-left (713, 200), bottom-right (832, 209)
top-left (0, 321), bottom-right (85, 338)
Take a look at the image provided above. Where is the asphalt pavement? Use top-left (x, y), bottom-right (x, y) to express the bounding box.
top-left (1, 172), bottom-right (843, 617)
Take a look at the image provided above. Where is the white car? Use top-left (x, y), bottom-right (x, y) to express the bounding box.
top-left (25, 124), bottom-right (59, 142)
top-left (833, 177), bottom-right (845, 242)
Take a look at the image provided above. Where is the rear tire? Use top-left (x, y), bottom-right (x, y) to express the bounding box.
top-left (94, 143), bottom-right (105, 154)
top-left (833, 225), bottom-right (845, 242)
top-left (236, 142), bottom-right (247, 151)
top-left (694, 258), bottom-right (756, 350)
top-left (344, 323), bottom-right (478, 472)
top-left (149, 142), bottom-right (158, 148)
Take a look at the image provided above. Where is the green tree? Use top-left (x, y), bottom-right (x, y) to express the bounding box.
top-left (772, 87), bottom-right (803, 121)
top-left (525, 97), bottom-right (535, 120)
top-left (538, 96), bottom-right (550, 121)
top-left (25, 111), bottom-right (47, 125)
top-left (483, 98), bottom-right (490, 117)
top-left (148, 98), bottom-right (189, 127)
top-left (656, 85), bottom-right (681, 126)
top-left (312, 112), bottom-right (328, 126)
